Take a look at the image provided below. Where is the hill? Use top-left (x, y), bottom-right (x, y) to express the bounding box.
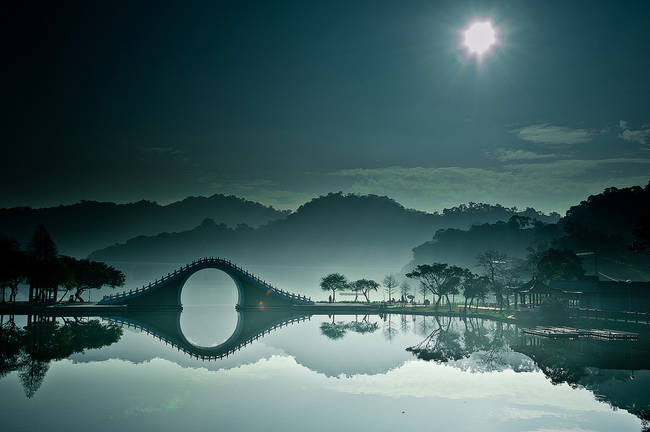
top-left (409, 183), bottom-right (650, 280)
top-left (89, 193), bottom-right (559, 270)
top-left (0, 194), bottom-right (288, 257)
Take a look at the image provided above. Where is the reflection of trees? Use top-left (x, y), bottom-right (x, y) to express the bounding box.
top-left (400, 314), bottom-right (410, 334)
top-left (347, 315), bottom-right (379, 334)
top-left (511, 331), bottom-right (650, 426)
top-left (0, 315), bottom-right (123, 398)
top-left (381, 314), bottom-right (398, 342)
top-left (407, 315), bottom-right (464, 362)
top-left (319, 315), bottom-right (380, 340)
top-left (19, 359), bottom-right (49, 399)
top-left (416, 316), bottom-right (436, 337)
top-left (407, 316), bottom-right (521, 365)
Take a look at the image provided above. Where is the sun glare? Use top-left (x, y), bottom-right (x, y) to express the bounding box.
top-left (463, 21), bottom-right (497, 57)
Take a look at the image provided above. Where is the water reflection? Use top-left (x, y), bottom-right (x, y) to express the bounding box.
top-left (0, 310), bottom-right (648, 431)
top-left (0, 316), bottom-right (122, 397)
top-left (320, 314), bottom-right (380, 339)
top-left (179, 269), bottom-right (238, 347)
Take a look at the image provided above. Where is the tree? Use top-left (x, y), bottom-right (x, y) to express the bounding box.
top-left (419, 283), bottom-right (428, 303)
top-left (320, 273), bottom-right (347, 302)
top-left (28, 224), bottom-right (58, 262)
top-left (440, 267), bottom-right (471, 311)
top-left (462, 274), bottom-right (490, 311)
top-left (352, 279), bottom-right (379, 302)
top-left (536, 248), bottom-right (585, 282)
top-left (27, 225), bottom-right (60, 303)
top-left (61, 258), bottom-right (125, 302)
top-left (0, 235), bottom-right (28, 303)
top-left (400, 281), bottom-right (411, 303)
top-left (382, 275), bottom-right (399, 302)
top-left (349, 279), bottom-right (364, 302)
top-left (477, 250), bottom-right (508, 309)
top-left (406, 263), bottom-right (467, 310)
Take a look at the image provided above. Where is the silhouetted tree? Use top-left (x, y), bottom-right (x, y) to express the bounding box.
top-left (59, 258), bottom-right (125, 302)
top-left (27, 225), bottom-right (62, 303)
top-left (400, 281), bottom-right (411, 303)
top-left (349, 279), bottom-right (363, 302)
top-left (351, 279), bottom-right (379, 302)
top-left (0, 235), bottom-right (28, 303)
top-left (477, 250), bottom-right (508, 309)
top-left (320, 273), bottom-right (347, 302)
top-left (461, 273), bottom-right (474, 311)
top-left (382, 275), bottom-right (398, 302)
top-left (406, 263), bottom-right (467, 310)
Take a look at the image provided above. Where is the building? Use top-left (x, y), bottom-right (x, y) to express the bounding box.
top-left (549, 277), bottom-right (650, 313)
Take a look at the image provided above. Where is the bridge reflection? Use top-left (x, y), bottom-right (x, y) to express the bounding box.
top-left (104, 308), bottom-right (311, 360)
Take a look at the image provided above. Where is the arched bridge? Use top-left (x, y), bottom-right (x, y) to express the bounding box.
top-left (104, 308), bottom-right (311, 360)
top-left (98, 257), bottom-right (314, 309)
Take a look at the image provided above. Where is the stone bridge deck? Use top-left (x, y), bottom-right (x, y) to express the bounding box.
top-left (98, 257), bottom-right (314, 308)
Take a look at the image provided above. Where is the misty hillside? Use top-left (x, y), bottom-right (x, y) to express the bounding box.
top-left (0, 194), bottom-right (288, 257)
top-left (89, 192), bottom-right (559, 268)
top-left (410, 183), bottom-right (650, 280)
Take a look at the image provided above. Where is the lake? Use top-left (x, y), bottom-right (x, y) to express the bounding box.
top-left (1, 303), bottom-right (648, 432)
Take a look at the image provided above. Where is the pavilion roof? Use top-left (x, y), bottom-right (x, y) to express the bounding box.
top-left (515, 278), bottom-right (555, 294)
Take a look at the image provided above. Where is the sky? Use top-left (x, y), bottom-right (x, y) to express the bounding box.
top-left (3, 0), bottom-right (650, 214)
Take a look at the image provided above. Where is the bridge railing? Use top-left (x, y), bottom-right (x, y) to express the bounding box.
top-left (102, 256), bottom-right (312, 303)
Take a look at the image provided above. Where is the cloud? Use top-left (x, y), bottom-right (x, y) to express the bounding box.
top-left (328, 159), bottom-right (650, 213)
top-left (488, 149), bottom-right (559, 162)
top-left (619, 120), bottom-right (650, 145)
top-left (514, 124), bottom-right (595, 145)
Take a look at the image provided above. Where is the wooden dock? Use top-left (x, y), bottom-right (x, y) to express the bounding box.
top-left (522, 326), bottom-right (638, 340)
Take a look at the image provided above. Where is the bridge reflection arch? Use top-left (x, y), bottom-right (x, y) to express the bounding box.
top-left (178, 269), bottom-right (240, 347)
top-left (107, 308), bottom-right (310, 360)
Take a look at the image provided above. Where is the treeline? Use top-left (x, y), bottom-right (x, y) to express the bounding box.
top-left (321, 247), bottom-right (585, 310)
top-left (319, 273), bottom-right (412, 303)
top-left (412, 183), bottom-right (650, 281)
top-left (0, 225), bottom-right (125, 304)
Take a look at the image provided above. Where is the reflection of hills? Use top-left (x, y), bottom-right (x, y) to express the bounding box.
top-left (90, 193), bottom-right (558, 270)
top-left (62, 311), bottom-right (650, 425)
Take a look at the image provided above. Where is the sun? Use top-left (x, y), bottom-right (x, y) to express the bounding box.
top-left (463, 21), bottom-right (497, 57)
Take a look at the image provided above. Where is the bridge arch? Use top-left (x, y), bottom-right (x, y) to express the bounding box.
top-left (99, 257), bottom-right (314, 309)
top-left (176, 266), bottom-right (244, 308)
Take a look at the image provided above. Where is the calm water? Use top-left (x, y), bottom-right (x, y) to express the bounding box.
top-left (1, 274), bottom-right (649, 431)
